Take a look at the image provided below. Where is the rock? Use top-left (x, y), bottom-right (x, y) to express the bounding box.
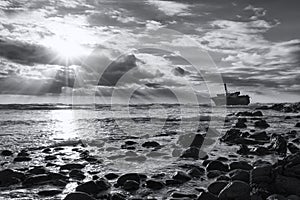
top-left (165, 179), bottom-right (183, 186)
top-left (282, 152), bottom-right (300, 179)
top-left (69, 169), bottom-right (85, 180)
top-left (28, 166), bottom-right (48, 175)
top-left (251, 165), bottom-right (273, 184)
top-left (125, 141), bottom-right (137, 145)
top-left (123, 180), bottom-right (139, 191)
top-left (0, 169), bottom-right (25, 187)
top-left (95, 178), bottom-right (111, 191)
top-left (229, 169), bottom-right (250, 183)
top-left (295, 122), bottom-right (300, 128)
top-left (287, 195), bottom-right (300, 200)
top-left (60, 163), bottom-right (85, 171)
top-left (172, 171), bottom-right (192, 182)
top-left (255, 120), bottom-right (270, 129)
top-left (45, 155), bottom-right (57, 161)
top-left (171, 192), bottom-right (197, 199)
top-left (14, 156), bottom-right (31, 162)
top-left (221, 129), bottom-right (242, 143)
top-left (17, 150), bottom-right (29, 157)
top-left (237, 144), bottom-right (250, 155)
top-left (38, 190), bottom-right (62, 196)
top-left (23, 173), bottom-right (68, 186)
top-left (188, 167), bottom-right (205, 178)
top-left (117, 173), bottom-right (140, 186)
top-left (64, 192), bottom-right (96, 200)
top-left (197, 191), bottom-right (219, 200)
top-left (249, 131), bottom-right (269, 141)
top-left (105, 173), bottom-right (119, 180)
top-left (217, 175), bottom-right (231, 181)
top-left (288, 143), bottom-right (299, 154)
top-left (235, 119), bottom-right (247, 128)
top-left (76, 181), bottom-right (99, 195)
top-left (266, 194), bottom-right (286, 200)
top-left (146, 179), bottom-right (164, 190)
top-left (111, 193), bottom-right (126, 200)
top-left (253, 111), bottom-right (263, 116)
top-left (207, 170), bottom-right (223, 179)
top-left (269, 135), bottom-right (287, 155)
top-left (206, 160), bottom-right (229, 172)
top-left (229, 161), bottom-right (253, 171)
top-left (1, 150), bottom-right (13, 156)
top-left (218, 181), bottom-right (251, 200)
top-left (142, 141), bottom-right (160, 148)
top-left (42, 148), bottom-right (51, 153)
top-left (275, 175), bottom-right (300, 196)
top-left (208, 181), bottom-right (228, 195)
top-left (253, 146), bottom-right (271, 156)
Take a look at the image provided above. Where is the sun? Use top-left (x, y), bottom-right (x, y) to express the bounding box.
top-left (42, 37), bottom-right (88, 64)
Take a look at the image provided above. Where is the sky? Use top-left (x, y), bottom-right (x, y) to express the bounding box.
top-left (0, 0), bottom-right (299, 104)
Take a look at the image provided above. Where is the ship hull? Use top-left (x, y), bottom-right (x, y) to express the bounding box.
top-left (212, 96), bottom-right (250, 106)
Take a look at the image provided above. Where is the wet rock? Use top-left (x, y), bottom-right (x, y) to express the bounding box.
top-left (42, 148), bottom-right (51, 153)
top-left (249, 131), bottom-right (270, 141)
top-left (17, 150), bottom-right (29, 157)
top-left (151, 173), bottom-right (165, 179)
top-left (188, 167), bottom-right (205, 178)
top-left (23, 174), bottom-right (52, 186)
top-left (288, 143), bottom-right (299, 154)
top-left (252, 146), bottom-right (271, 156)
top-left (229, 169), bottom-right (250, 183)
top-left (275, 175), bottom-right (300, 196)
top-left (208, 181), bottom-right (228, 195)
top-left (1, 150), bottom-right (13, 156)
top-left (29, 166), bottom-right (48, 175)
top-left (217, 175), bottom-right (231, 181)
top-left (117, 173), bottom-right (140, 186)
top-left (0, 169), bottom-right (25, 187)
top-left (111, 193), bottom-right (126, 200)
top-left (14, 156), bottom-right (31, 162)
top-left (69, 169), bottom-right (85, 180)
top-left (76, 181), bottom-right (99, 195)
top-left (295, 122), bottom-right (300, 128)
top-left (125, 141), bottom-right (137, 145)
top-left (266, 194), bottom-right (286, 200)
top-left (253, 111), bottom-right (263, 116)
top-left (171, 192), bottom-right (197, 199)
top-left (60, 163), bottom-right (85, 171)
top-left (219, 181), bottom-right (251, 200)
top-left (165, 179), bottom-right (183, 186)
top-left (45, 155), bottom-right (57, 161)
top-left (96, 178), bottom-right (111, 191)
top-left (255, 120), bottom-right (270, 129)
top-left (207, 170), bottom-right (223, 179)
top-left (287, 195), bottom-right (300, 200)
top-left (235, 119), bottom-right (247, 128)
top-left (206, 160), bottom-right (229, 172)
top-left (268, 135), bottom-right (287, 155)
top-left (197, 191), bottom-right (219, 200)
top-left (251, 165), bottom-right (273, 184)
top-left (146, 179), bottom-right (164, 190)
top-left (38, 190), bottom-right (62, 196)
top-left (221, 129), bottom-right (242, 143)
top-left (64, 192), bottom-right (96, 200)
top-left (229, 161), bottom-right (253, 171)
top-left (123, 180), bottom-right (139, 191)
top-left (142, 141), bottom-right (160, 148)
top-left (105, 173), bottom-right (119, 180)
top-left (172, 171), bottom-right (192, 182)
top-left (237, 144), bottom-right (250, 155)
top-left (282, 152), bottom-right (300, 179)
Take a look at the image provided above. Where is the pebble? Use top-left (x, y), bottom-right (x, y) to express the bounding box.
top-left (105, 173), bottom-right (119, 180)
top-left (146, 179), bottom-right (165, 190)
top-left (142, 141), bottom-right (160, 148)
top-left (60, 163), bottom-right (85, 170)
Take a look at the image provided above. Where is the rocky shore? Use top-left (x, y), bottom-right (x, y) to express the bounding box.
top-left (0, 105), bottom-right (300, 200)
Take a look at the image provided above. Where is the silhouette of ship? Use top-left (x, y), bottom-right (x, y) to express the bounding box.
top-left (212, 84), bottom-right (250, 106)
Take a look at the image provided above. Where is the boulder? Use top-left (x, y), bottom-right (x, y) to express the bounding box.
top-left (69, 169), bottom-right (85, 180)
top-left (105, 173), bottom-right (119, 180)
top-left (295, 122), bottom-right (300, 128)
top-left (38, 190), bottom-right (62, 196)
top-left (1, 150), bottom-right (13, 156)
top-left (229, 169), bottom-right (250, 183)
top-left (288, 143), bottom-right (299, 154)
top-left (172, 171), bottom-right (192, 182)
top-left (208, 181), bottom-right (228, 195)
top-left (206, 160), bottom-right (229, 172)
top-left (275, 175), bottom-right (300, 196)
top-left (219, 181), bottom-right (251, 200)
top-left (60, 163), bottom-right (85, 171)
top-left (146, 179), bottom-right (164, 190)
top-left (0, 169), bottom-right (25, 187)
top-left (251, 165), bottom-right (273, 184)
top-left (117, 173), bottom-right (141, 186)
top-left (249, 131), bottom-right (270, 141)
top-left (255, 120), bottom-right (270, 129)
top-left (221, 129), bottom-right (242, 143)
top-left (76, 181), bottom-right (99, 195)
top-left (142, 141), bottom-right (160, 148)
top-left (123, 180), bottom-right (139, 191)
top-left (229, 161), bottom-right (253, 171)
top-left (188, 167), bottom-right (205, 178)
top-left (197, 191), bottom-right (219, 200)
top-left (64, 192), bottom-right (96, 200)
top-left (207, 170), bottom-right (223, 179)
top-left (95, 178), bottom-right (111, 191)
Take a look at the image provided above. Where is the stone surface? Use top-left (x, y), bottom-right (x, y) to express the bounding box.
top-left (218, 181), bottom-right (251, 200)
top-left (206, 160), bottom-right (229, 172)
top-left (64, 192), bottom-right (96, 200)
top-left (146, 179), bottom-right (164, 190)
top-left (208, 181), bottom-right (228, 195)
